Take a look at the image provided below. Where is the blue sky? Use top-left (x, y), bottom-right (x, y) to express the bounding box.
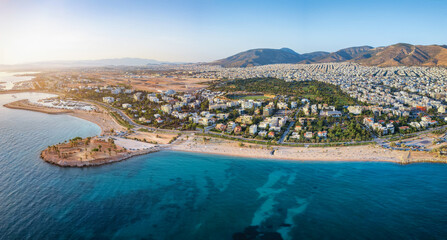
top-left (0, 0), bottom-right (446, 64)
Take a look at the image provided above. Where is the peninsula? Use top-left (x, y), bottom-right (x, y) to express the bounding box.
top-left (3, 98), bottom-right (161, 167)
top-left (41, 136), bottom-right (159, 167)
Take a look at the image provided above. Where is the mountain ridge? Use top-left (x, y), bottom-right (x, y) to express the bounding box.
top-left (354, 43), bottom-right (447, 67)
top-left (211, 44), bottom-right (447, 68)
top-left (211, 48), bottom-right (304, 68)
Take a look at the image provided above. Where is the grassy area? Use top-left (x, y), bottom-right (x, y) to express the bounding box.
top-left (433, 128), bottom-right (447, 135)
top-left (198, 132), bottom-right (375, 148)
top-left (226, 94), bottom-right (271, 100)
top-left (211, 78), bottom-right (361, 107)
top-left (305, 142), bottom-right (376, 147)
top-left (198, 133), bottom-right (277, 145)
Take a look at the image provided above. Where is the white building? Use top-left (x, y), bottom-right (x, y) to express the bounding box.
top-left (122, 103), bottom-right (132, 109)
top-left (290, 101), bottom-right (298, 109)
top-left (216, 113), bottom-right (229, 120)
top-left (258, 130), bottom-right (267, 137)
top-left (386, 123), bottom-right (395, 134)
top-left (133, 92), bottom-right (143, 101)
top-left (161, 104), bottom-right (172, 114)
top-left (164, 89), bottom-right (176, 95)
top-left (148, 96), bottom-right (160, 103)
top-left (241, 101), bottom-right (254, 109)
top-left (102, 97), bottom-right (115, 103)
top-left (304, 132), bottom-right (313, 139)
top-left (160, 104), bottom-right (172, 114)
top-left (348, 106), bottom-right (362, 115)
top-left (277, 102), bottom-right (288, 110)
top-left (111, 88), bottom-right (121, 95)
top-left (290, 132), bottom-right (300, 140)
top-left (259, 121), bottom-right (269, 129)
top-left (124, 89), bottom-right (134, 94)
top-left (249, 125), bottom-right (258, 135)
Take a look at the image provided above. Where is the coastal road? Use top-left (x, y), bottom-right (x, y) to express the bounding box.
top-left (278, 120), bottom-right (295, 144)
top-left (374, 124), bottom-right (447, 152)
top-left (91, 100), bottom-right (197, 134)
top-left (278, 108), bottom-right (301, 144)
top-left (93, 101), bottom-right (373, 147)
top-left (91, 100), bottom-right (447, 151)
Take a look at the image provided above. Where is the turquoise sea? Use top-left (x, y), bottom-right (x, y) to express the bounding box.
top-left (1, 93), bottom-right (447, 240)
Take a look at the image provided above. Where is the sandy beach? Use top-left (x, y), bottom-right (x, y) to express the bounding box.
top-left (170, 135), bottom-right (445, 163)
top-left (126, 131), bottom-right (178, 144)
top-left (4, 99), bottom-right (125, 135)
top-left (4, 97), bottom-right (446, 165)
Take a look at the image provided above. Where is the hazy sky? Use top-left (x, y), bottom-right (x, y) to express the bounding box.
top-left (0, 0), bottom-right (446, 64)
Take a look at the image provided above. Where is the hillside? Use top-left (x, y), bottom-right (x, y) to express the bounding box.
top-left (210, 48), bottom-right (304, 68)
top-left (312, 46), bottom-right (373, 63)
top-left (211, 44), bottom-right (447, 68)
top-left (353, 44), bottom-right (447, 67)
top-left (300, 51), bottom-right (330, 62)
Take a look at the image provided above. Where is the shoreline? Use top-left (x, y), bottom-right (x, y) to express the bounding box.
top-left (3, 97), bottom-right (160, 167)
top-left (4, 99), bottom-right (125, 135)
top-left (3, 95), bottom-right (447, 166)
top-left (168, 135), bottom-right (447, 164)
top-left (166, 147), bottom-right (398, 163)
top-left (168, 137), bottom-right (400, 162)
top-left (0, 89), bottom-right (45, 94)
top-left (41, 146), bottom-right (160, 167)
top-left (165, 149), bottom-right (401, 163)
top-left (4, 99), bottom-right (73, 114)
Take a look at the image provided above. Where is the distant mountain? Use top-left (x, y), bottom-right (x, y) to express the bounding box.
top-left (210, 48), bottom-right (304, 68)
top-left (210, 46), bottom-right (374, 67)
top-left (0, 58), bottom-right (176, 71)
top-left (300, 51), bottom-right (330, 60)
top-left (279, 48), bottom-right (299, 55)
top-left (211, 44), bottom-right (447, 68)
top-left (353, 43), bottom-right (447, 67)
top-left (312, 46), bottom-right (373, 63)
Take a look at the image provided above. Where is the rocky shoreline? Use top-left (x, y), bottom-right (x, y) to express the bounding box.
top-left (40, 147), bottom-right (160, 167)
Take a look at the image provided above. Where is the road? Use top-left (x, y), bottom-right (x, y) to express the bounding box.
top-left (278, 120), bottom-right (294, 144)
top-left (92, 100), bottom-right (447, 151)
top-left (374, 124), bottom-right (447, 152)
top-left (92, 100), bottom-right (195, 134)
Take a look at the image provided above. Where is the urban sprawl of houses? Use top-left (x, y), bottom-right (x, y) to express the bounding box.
top-left (39, 62), bottom-right (447, 145)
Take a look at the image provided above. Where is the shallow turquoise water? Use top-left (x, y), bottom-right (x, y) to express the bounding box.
top-left (1, 93), bottom-right (447, 240)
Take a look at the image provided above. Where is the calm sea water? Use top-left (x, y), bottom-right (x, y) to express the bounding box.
top-left (1, 93), bottom-right (447, 240)
top-left (0, 72), bottom-right (36, 90)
